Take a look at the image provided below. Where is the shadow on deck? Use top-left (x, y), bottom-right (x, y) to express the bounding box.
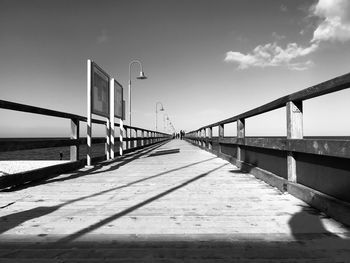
top-left (0, 139), bottom-right (349, 262)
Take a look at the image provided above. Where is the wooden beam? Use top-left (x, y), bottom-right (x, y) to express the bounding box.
top-left (70, 118), bottom-right (79, 161)
top-left (286, 101), bottom-right (303, 183)
top-left (237, 119), bottom-right (245, 162)
top-left (196, 72), bottom-right (350, 131)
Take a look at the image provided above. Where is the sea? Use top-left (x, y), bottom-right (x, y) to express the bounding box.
top-left (0, 136), bottom-right (349, 161)
top-left (0, 138), bottom-right (114, 161)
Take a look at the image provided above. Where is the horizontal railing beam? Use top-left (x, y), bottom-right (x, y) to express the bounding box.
top-left (195, 72), bottom-right (350, 131)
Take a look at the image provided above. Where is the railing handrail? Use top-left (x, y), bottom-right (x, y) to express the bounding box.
top-left (190, 72), bottom-right (350, 132)
top-left (0, 99), bottom-right (169, 135)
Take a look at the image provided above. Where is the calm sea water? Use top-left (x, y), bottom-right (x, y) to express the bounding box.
top-left (0, 138), bottom-right (115, 160)
top-left (0, 136), bottom-right (349, 161)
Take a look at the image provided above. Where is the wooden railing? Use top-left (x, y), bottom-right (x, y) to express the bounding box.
top-left (185, 72), bottom-right (350, 226)
top-left (0, 99), bottom-right (171, 162)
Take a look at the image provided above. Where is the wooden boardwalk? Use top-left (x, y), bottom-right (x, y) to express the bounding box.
top-left (0, 139), bottom-right (349, 262)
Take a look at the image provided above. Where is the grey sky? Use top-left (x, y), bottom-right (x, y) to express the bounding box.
top-left (0, 0), bottom-right (349, 137)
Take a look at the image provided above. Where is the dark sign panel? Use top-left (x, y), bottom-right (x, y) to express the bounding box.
top-left (114, 80), bottom-right (123, 119)
top-left (91, 62), bottom-right (110, 118)
top-left (122, 100), bottom-right (126, 121)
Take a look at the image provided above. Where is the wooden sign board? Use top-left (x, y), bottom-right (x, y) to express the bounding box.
top-left (91, 62), bottom-right (110, 118)
top-left (122, 100), bottom-right (126, 121)
top-left (114, 80), bottom-right (123, 119)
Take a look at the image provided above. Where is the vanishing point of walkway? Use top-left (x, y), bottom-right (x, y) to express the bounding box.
top-left (0, 139), bottom-right (349, 262)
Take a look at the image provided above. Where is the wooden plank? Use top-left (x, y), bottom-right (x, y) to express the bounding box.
top-left (1, 139), bottom-right (349, 263)
top-left (0, 100), bottom-right (85, 121)
top-left (192, 72), bottom-right (350, 132)
top-left (70, 119), bottom-right (79, 161)
top-left (286, 101), bottom-right (303, 183)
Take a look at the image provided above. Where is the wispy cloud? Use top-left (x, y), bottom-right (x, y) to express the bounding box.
top-left (225, 0), bottom-right (350, 71)
top-left (97, 30), bottom-right (108, 44)
top-left (311, 0), bottom-right (350, 42)
top-left (225, 42), bottom-right (318, 70)
top-left (280, 4), bottom-right (288, 12)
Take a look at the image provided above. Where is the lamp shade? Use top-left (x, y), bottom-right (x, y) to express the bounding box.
top-left (137, 71), bottom-right (147, 80)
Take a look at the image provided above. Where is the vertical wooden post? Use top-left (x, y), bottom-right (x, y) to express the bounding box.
top-left (204, 128), bottom-right (207, 148)
top-left (141, 130), bottom-right (144, 147)
top-left (86, 59), bottom-right (92, 166)
top-left (237, 119), bottom-right (245, 163)
top-left (208, 127), bottom-right (213, 150)
top-left (135, 129), bottom-right (139, 147)
top-left (105, 119), bottom-right (110, 160)
top-left (286, 101), bottom-right (303, 183)
top-left (110, 78), bottom-right (115, 159)
top-left (119, 119), bottom-right (124, 156)
top-left (219, 124), bottom-right (224, 154)
top-left (70, 118), bottom-right (79, 161)
top-left (131, 129), bottom-right (134, 148)
top-left (124, 127), bottom-right (129, 150)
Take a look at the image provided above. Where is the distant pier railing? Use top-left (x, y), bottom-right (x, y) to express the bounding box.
top-left (185, 72), bottom-right (350, 226)
top-left (0, 99), bottom-right (171, 187)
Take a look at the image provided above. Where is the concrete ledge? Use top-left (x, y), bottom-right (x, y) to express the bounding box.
top-left (288, 182), bottom-right (350, 227)
top-left (0, 160), bottom-right (85, 189)
top-left (185, 138), bottom-right (350, 227)
top-left (185, 139), bottom-right (287, 192)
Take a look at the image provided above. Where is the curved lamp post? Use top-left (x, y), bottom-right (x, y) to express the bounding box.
top-left (128, 60), bottom-right (147, 126)
top-left (155, 102), bottom-right (164, 131)
top-left (163, 114), bottom-right (169, 133)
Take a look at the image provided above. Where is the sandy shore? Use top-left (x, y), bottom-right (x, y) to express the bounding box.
top-left (0, 160), bottom-right (70, 176)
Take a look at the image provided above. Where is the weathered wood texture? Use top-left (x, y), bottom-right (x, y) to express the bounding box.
top-left (197, 72), bottom-right (350, 129)
top-left (204, 137), bottom-right (350, 159)
top-left (0, 99), bottom-right (170, 156)
top-left (0, 140), bottom-right (349, 262)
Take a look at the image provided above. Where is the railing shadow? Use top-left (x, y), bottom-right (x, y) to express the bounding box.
top-left (56, 163), bottom-right (228, 244)
top-left (1, 141), bottom-right (170, 192)
top-left (0, 157), bottom-right (218, 235)
top-left (147, 148), bottom-right (180, 157)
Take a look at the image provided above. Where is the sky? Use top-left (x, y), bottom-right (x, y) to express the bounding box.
top-left (0, 0), bottom-right (349, 137)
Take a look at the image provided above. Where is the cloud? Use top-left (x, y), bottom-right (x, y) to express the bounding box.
top-left (280, 4), bottom-right (288, 12)
top-left (97, 30), bottom-right (108, 44)
top-left (225, 42), bottom-right (318, 70)
top-left (272, 32), bottom-right (286, 41)
top-left (311, 0), bottom-right (350, 42)
top-left (225, 0), bottom-right (350, 70)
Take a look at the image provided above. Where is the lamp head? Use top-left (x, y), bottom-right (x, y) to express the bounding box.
top-left (160, 106), bottom-right (164, 111)
top-left (137, 71), bottom-right (147, 80)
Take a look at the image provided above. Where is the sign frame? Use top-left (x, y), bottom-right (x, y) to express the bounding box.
top-left (91, 61), bottom-right (110, 118)
top-left (114, 79), bottom-right (124, 119)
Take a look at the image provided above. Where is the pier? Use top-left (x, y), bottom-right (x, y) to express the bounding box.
top-left (1, 73), bottom-right (350, 261)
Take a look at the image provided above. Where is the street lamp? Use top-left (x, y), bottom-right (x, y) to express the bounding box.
top-left (128, 59), bottom-right (147, 126)
top-left (155, 102), bottom-right (164, 131)
top-left (163, 114), bottom-right (169, 132)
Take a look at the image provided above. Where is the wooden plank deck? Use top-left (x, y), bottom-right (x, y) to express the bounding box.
top-left (0, 139), bottom-right (349, 262)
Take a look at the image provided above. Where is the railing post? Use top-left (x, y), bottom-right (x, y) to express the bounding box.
top-left (237, 119), bottom-right (245, 164)
top-left (86, 60), bottom-right (92, 166)
top-left (286, 101), bottom-right (303, 183)
top-left (105, 120), bottom-right (110, 160)
top-left (208, 127), bottom-right (213, 150)
top-left (70, 118), bottom-right (79, 161)
top-left (219, 124), bottom-right (224, 154)
top-left (203, 128), bottom-right (207, 148)
top-left (119, 119), bottom-right (124, 156)
top-left (125, 127), bottom-right (129, 150)
top-left (141, 130), bottom-right (144, 147)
